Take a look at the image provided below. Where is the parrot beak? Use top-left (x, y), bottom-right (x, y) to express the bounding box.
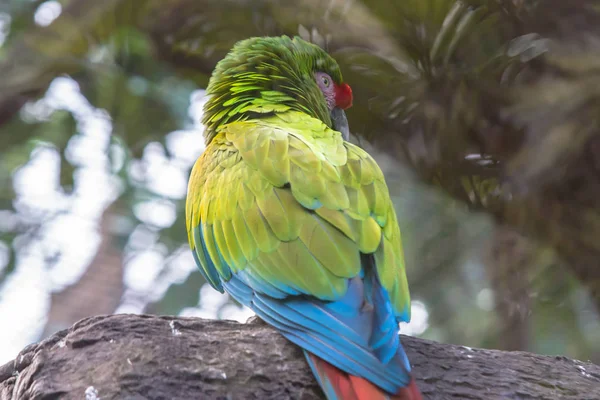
top-left (331, 107), bottom-right (350, 141)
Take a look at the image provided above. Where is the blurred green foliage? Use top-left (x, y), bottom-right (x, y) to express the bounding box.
top-left (0, 0), bottom-right (599, 364)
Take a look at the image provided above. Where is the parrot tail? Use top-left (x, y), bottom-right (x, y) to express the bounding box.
top-left (304, 351), bottom-right (423, 400)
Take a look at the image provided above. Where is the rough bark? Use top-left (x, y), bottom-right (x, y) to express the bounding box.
top-left (0, 314), bottom-right (598, 400)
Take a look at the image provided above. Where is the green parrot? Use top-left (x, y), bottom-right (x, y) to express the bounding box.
top-left (186, 35), bottom-right (421, 400)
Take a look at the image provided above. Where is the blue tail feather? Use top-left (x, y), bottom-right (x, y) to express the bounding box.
top-left (223, 267), bottom-right (412, 394)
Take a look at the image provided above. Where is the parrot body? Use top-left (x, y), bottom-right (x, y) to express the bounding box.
top-left (186, 36), bottom-right (421, 400)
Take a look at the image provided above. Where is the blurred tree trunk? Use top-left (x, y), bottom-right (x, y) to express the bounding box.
top-left (42, 204), bottom-right (124, 337)
top-left (484, 227), bottom-right (532, 350)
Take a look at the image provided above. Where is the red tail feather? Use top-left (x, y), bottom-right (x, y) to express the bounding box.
top-left (307, 353), bottom-right (423, 400)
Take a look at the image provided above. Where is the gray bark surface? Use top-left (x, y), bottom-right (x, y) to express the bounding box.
top-left (1, 314), bottom-right (599, 399)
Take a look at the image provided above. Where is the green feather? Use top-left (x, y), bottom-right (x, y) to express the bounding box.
top-left (185, 36), bottom-right (412, 320)
top-left (202, 36), bottom-right (344, 144)
top-left (186, 111), bottom-right (412, 318)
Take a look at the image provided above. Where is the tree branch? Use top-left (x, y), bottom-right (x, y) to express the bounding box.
top-left (1, 314), bottom-right (598, 399)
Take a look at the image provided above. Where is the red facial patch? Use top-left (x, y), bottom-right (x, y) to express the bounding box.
top-left (334, 83), bottom-right (353, 110)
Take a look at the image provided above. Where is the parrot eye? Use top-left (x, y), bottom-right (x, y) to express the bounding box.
top-left (314, 71), bottom-right (337, 110)
top-left (315, 72), bottom-right (333, 92)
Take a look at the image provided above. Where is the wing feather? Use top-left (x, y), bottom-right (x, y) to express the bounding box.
top-left (185, 112), bottom-right (410, 318)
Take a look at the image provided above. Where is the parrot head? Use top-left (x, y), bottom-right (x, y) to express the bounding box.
top-left (202, 35), bottom-right (353, 143)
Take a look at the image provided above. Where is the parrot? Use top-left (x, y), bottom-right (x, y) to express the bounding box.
top-left (185, 35), bottom-right (422, 400)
